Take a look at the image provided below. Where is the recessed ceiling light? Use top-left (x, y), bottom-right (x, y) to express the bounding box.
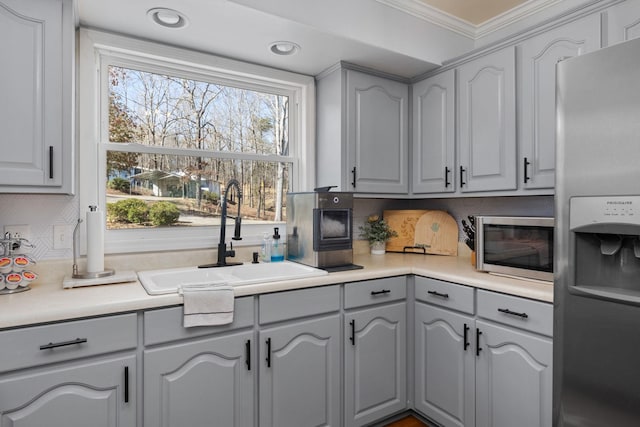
top-left (147, 8), bottom-right (189, 29)
top-left (269, 41), bottom-right (301, 56)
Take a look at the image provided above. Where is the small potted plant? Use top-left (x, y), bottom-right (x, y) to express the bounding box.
top-left (359, 215), bottom-right (398, 255)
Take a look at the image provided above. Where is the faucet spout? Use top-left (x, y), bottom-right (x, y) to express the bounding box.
top-left (199, 179), bottom-right (243, 268)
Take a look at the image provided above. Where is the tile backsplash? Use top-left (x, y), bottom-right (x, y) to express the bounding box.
top-left (1, 192), bottom-right (554, 261)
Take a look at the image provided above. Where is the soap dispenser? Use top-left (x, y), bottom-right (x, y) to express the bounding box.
top-left (270, 227), bottom-right (284, 262)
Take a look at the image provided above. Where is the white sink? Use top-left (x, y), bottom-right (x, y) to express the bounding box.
top-left (137, 261), bottom-right (328, 295)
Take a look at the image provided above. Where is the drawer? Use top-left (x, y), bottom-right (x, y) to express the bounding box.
top-left (344, 276), bottom-right (406, 309)
top-left (477, 290), bottom-right (553, 336)
top-left (259, 285), bottom-right (340, 324)
top-left (415, 276), bottom-right (475, 315)
top-left (144, 296), bottom-right (254, 346)
top-left (0, 313), bottom-right (137, 374)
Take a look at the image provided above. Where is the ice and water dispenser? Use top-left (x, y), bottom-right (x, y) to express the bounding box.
top-left (570, 196), bottom-right (640, 303)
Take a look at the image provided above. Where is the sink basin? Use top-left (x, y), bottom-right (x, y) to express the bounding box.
top-left (137, 261), bottom-right (328, 295)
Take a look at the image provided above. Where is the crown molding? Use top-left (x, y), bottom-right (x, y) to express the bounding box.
top-left (375, 0), bottom-right (566, 40)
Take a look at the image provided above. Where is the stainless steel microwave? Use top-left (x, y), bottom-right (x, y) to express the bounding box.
top-left (475, 216), bottom-right (554, 282)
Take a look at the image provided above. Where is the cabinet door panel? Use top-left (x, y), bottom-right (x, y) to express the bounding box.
top-left (475, 320), bottom-right (552, 427)
top-left (606, 0), bottom-right (640, 45)
top-left (345, 303), bottom-right (406, 426)
top-left (348, 71), bottom-right (408, 194)
top-left (0, 355), bottom-right (135, 427)
top-left (412, 70), bottom-right (456, 194)
top-left (414, 303), bottom-right (474, 427)
top-left (144, 331), bottom-right (254, 427)
top-left (519, 14), bottom-right (600, 189)
top-left (260, 315), bottom-right (340, 427)
top-left (458, 48), bottom-right (516, 192)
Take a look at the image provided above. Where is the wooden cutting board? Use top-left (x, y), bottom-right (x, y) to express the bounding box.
top-left (383, 209), bottom-right (458, 255)
top-left (414, 211), bottom-right (458, 256)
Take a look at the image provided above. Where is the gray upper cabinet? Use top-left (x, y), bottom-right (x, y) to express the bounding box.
top-left (316, 66), bottom-right (409, 195)
top-left (412, 69), bottom-right (456, 194)
top-left (0, 0), bottom-right (74, 194)
top-left (144, 330), bottom-right (255, 427)
top-left (457, 47), bottom-right (517, 193)
top-left (606, 0), bottom-right (640, 45)
top-left (345, 302), bottom-right (407, 426)
top-left (518, 14), bottom-right (601, 190)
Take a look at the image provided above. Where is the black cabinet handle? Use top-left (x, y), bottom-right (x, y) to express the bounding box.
top-left (39, 337), bottom-right (87, 350)
top-left (460, 166), bottom-right (466, 187)
top-left (498, 308), bottom-right (529, 319)
top-left (445, 166), bottom-right (451, 188)
top-left (371, 289), bottom-right (391, 296)
top-left (476, 328), bottom-right (483, 357)
top-left (49, 146), bottom-right (54, 179)
top-left (124, 366), bottom-right (129, 403)
top-left (351, 167), bottom-right (357, 188)
top-left (463, 323), bottom-right (470, 351)
top-left (349, 319), bottom-right (355, 346)
top-left (427, 290), bottom-right (449, 299)
top-left (245, 340), bottom-right (251, 371)
top-left (265, 338), bottom-right (272, 367)
top-left (523, 157), bottom-right (531, 183)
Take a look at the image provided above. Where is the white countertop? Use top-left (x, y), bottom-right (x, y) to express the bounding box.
top-left (0, 252), bottom-right (553, 330)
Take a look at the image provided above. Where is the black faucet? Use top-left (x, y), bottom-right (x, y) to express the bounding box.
top-left (198, 179), bottom-right (243, 268)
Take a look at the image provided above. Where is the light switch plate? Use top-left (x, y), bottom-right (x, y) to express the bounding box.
top-left (53, 225), bottom-right (74, 250)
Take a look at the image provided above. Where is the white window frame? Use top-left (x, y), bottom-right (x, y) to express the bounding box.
top-left (78, 28), bottom-right (316, 254)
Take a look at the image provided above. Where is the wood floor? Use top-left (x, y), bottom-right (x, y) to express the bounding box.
top-left (384, 415), bottom-right (430, 427)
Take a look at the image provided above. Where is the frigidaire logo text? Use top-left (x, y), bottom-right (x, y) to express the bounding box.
top-left (606, 201), bottom-right (633, 205)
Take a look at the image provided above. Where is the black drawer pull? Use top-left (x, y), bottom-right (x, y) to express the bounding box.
top-left (460, 166), bottom-right (466, 187)
top-left (523, 157), bottom-right (531, 183)
top-left (245, 339), bottom-right (251, 371)
top-left (463, 323), bottom-right (470, 351)
top-left (445, 166), bottom-right (451, 187)
top-left (427, 290), bottom-right (449, 299)
top-left (349, 319), bottom-right (356, 346)
top-left (476, 328), bottom-right (483, 357)
top-left (266, 338), bottom-right (272, 368)
top-left (39, 337), bottom-right (87, 350)
top-left (49, 146), bottom-right (54, 179)
top-left (371, 289), bottom-right (391, 296)
top-left (351, 167), bottom-right (357, 188)
top-left (498, 308), bottom-right (529, 319)
top-left (124, 366), bottom-right (129, 403)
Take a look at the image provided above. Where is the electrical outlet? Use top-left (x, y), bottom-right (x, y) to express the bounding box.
top-left (53, 225), bottom-right (74, 250)
top-left (4, 224), bottom-right (31, 241)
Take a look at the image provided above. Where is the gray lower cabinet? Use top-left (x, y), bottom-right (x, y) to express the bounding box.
top-left (0, 313), bottom-right (137, 426)
top-left (258, 285), bottom-right (341, 427)
top-left (344, 302), bottom-right (407, 426)
top-left (0, 355), bottom-right (135, 426)
top-left (414, 277), bottom-right (553, 427)
top-left (143, 330), bottom-right (254, 427)
top-left (414, 302), bottom-right (475, 427)
top-left (259, 314), bottom-right (341, 427)
top-left (474, 320), bottom-right (552, 427)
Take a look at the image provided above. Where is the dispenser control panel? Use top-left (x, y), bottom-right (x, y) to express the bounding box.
top-left (570, 196), bottom-right (640, 229)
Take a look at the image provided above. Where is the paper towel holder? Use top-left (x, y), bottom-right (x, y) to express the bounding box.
top-left (71, 218), bottom-right (115, 279)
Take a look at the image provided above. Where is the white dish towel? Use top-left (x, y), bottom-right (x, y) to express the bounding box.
top-left (182, 283), bottom-right (234, 328)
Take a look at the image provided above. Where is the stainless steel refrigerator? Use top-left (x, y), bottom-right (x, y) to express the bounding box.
top-left (554, 37), bottom-right (640, 426)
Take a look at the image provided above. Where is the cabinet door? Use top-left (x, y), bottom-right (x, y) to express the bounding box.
top-left (606, 0), bottom-right (640, 45)
top-left (457, 47), bottom-right (516, 193)
top-left (412, 70), bottom-right (456, 194)
top-left (260, 315), bottom-right (341, 427)
top-left (414, 303), bottom-right (475, 427)
top-left (0, 355), bottom-right (135, 426)
top-left (347, 71), bottom-right (409, 194)
top-left (475, 320), bottom-right (552, 427)
top-left (345, 302), bottom-right (406, 426)
top-left (0, 0), bottom-right (72, 192)
top-left (519, 15), bottom-right (600, 189)
top-left (144, 330), bottom-right (254, 427)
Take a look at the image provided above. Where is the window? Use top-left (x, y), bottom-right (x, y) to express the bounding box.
top-left (79, 29), bottom-right (315, 253)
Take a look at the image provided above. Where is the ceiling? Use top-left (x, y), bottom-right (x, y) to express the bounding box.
top-left (77, 0), bottom-right (543, 79)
